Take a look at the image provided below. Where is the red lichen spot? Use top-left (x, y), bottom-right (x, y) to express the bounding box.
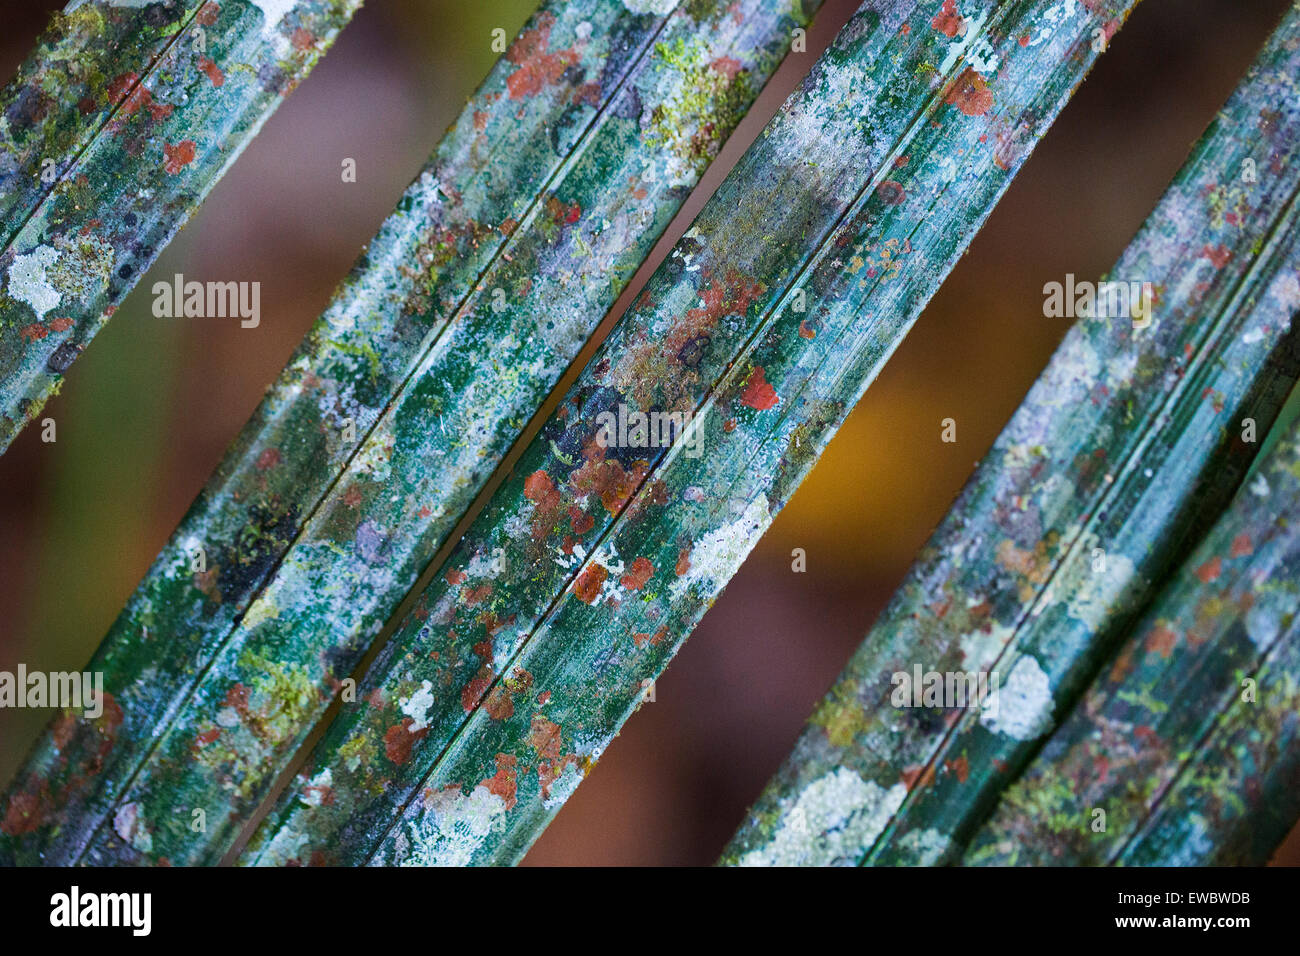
top-left (197, 57), bottom-right (225, 87)
top-left (291, 27), bottom-right (316, 51)
top-left (384, 717), bottom-right (428, 765)
top-left (462, 665), bottom-right (494, 712)
top-left (569, 506), bottom-right (595, 535)
top-left (620, 556), bottom-right (654, 591)
top-left (1145, 625), bottom-right (1177, 658)
top-left (480, 754), bottom-right (518, 810)
top-left (1, 787), bottom-right (47, 836)
top-left (878, 179), bottom-right (906, 205)
top-left (196, 2), bottom-right (219, 26)
top-left (19, 323), bottom-right (47, 341)
top-left (709, 56), bottom-right (743, 79)
top-left (524, 469), bottom-right (558, 503)
top-left (505, 13), bottom-right (577, 100)
top-left (573, 563), bottom-right (608, 604)
top-left (463, 583), bottom-right (493, 606)
top-left (945, 68), bottom-right (993, 117)
top-left (946, 754), bottom-right (970, 783)
top-left (528, 716), bottom-right (563, 760)
top-left (1195, 556), bottom-right (1222, 583)
top-left (931, 0), bottom-right (965, 37)
top-left (195, 727), bottom-right (221, 747)
top-left (255, 447), bottom-right (281, 470)
top-left (675, 548), bottom-right (691, 577)
top-left (107, 71), bottom-right (140, 102)
top-left (52, 713), bottom-right (77, 749)
top-left (484, 685), bottom-right (514, 721)
top-left (1230, 532), bottom-right (1253, 558)
top-left (446, 568), bottom-right (467, 586)
top-left (1201, 244), bottom-right (1232, 269)
top-left (163, 139), bottom-right (197, 175)
top-left (343, 486), bottom-right (362, 508)
top-left (740, 366), bottom-right (779, 410)
top-left (49, 317), bottom-right (73, 332)
top-left (799, 319), bottom-right (816, 339)
top-left (900, 763), bottom-right (935, 791)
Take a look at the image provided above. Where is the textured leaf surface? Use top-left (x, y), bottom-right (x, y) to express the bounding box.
top-left (242, 0), bottom-right (1136, 867)
top-left (722, 0), bottom-right (1300, 867)
top-left (0, 0), bottom-right (360, 452)
top-left (0, 0), bottom-right (819, 865)
top-left (965, 406), bottom-right (1300, 866)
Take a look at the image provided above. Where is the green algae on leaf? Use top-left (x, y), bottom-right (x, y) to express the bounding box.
top-left (0, 0), bottom-right (360, 453)
top-left (966, 408), bottom-right (1300, 866)
top-left (242, 0), bottom-right (1137, 867)
top-left (722, 0), bottom-right (1300, 868)
top-left (0, 0), bottom-right (821, 866)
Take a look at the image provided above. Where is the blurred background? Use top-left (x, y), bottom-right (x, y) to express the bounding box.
top-left (1, 0), bottom-right (1297, 865)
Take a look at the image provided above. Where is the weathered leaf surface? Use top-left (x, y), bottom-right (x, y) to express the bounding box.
top-left (722, 0), bottom-right (1300, 867)
top-left (965, 406), bottom-right (1300, 866)
top-left (243, 0), bottom-right (1136, 867)
top-left (0, 0), bottom-right (820, 864)
top-left (0, 0), bottom-right (359, 452)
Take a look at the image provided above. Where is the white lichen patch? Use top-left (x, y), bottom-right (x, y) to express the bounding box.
top-left (7, 244), bottom-right (61, 319)
top-left (669, 494), bottom-right (771, 601)
top-left (980, 653), bottom-right (1052, 741)
top-left (399, 785), bottom-right (507, 867)
top-left (622, 0), bottom-right (675, 13)
top-left (1041, 530), bottom-right (1137, 631)
top-left (896, 826), bottom-right (952, 865)
top-left (938, 8), bottom-right (998, 75)
top-left (737, 768), bottom-right (906, 866)
top-left (399, 680), bottom-right (436, 732)
top-left (958, 617), bottom-right (1015, 670)
top-left (1022, 0), bottom-right (1082, 49)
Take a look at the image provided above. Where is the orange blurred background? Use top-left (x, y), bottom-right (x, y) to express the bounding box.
top-left (1, 0), bottom-right (1296, 865)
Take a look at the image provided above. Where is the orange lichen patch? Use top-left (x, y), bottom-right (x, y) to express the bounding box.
top-left (292, 28), bottom-right (316, 51)
top-left (255, 447), bottom-right (281, 470)
top-left (197, 57), bottom-right (225, 87)
top-left (1144, 625), bottom-right (1177, 658)
top-left (528, 715), bottom-right (563, 761)
top-left (461, 665), bottom-right (495, 713)
top-left (163, 139), bottom-right (197, 175)
top-left (946, 754), bottom-right (970, 783)
top-left (1201, 243), bottom-right (1232, 268)
top-left (505, 13), bottom-right (577, 100)
top-left (463, 583), bottom-right (493, 606)
top-left (384, 717), bottom-right (428, 765)
top-left (932, 0), bottom-right (965, 37)
top-left (946, 68), bottom-right (993, 116)
top-left (573, 563), bottom-right (608, 604)
top-left (480, 754), bottom-right (518, 810)
top-left (901, 763), bottom-right (936, 791)
top-left (620, 556), bottom-right (654, 591)
top-left (0, 786), bottom-right (48, 836)
top-left (740, 366), bottom-right (779, 410)
top-left (1195, 556), bottom-right (1222, 583)
top-left (1230, 532), bottom-right (1253, 558)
